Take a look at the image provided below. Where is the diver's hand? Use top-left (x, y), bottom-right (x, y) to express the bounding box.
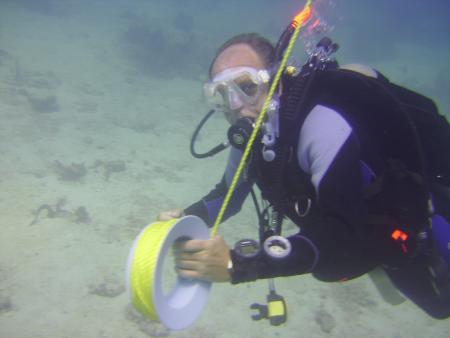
top-left (157, 208), bottom-right (185, 221)
top-left (174, 235), bottom-right (231, 283)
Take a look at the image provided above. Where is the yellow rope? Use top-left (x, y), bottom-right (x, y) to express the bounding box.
top-left (130, 219), bottom-right (177, 319)
top-left (210, 0), bottom-right (313, 236)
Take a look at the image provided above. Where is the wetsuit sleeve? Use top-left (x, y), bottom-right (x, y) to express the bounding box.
top-left (230, 105), bottom-right (368, 283)
top-left (184, 147), bottom-right (254, 227)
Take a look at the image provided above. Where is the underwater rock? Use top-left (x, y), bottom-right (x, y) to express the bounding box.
top-left (10, 62), bottom-right (60, 90)
top-left (74, 206), bottom-right (91, 224)
top-left (122, 21), bottom-right (204, 79)
top-left (0, 294), bottom-right (14, 314)
top-left (30, 198), bottom-right (91, 226)
top-left (104, 160), bottom-right (126, 180)
top-left (29, 204), bottom-right (56, 226)
top-left (138, 320), bottom-right (170, 337)
top-left (53, 161), bottom-right (87, 181)
top-left (27, 71), bottom-right (61, 90)
top-left (88, 279), bottom-right (125, 298)
top-left (125, 305), bottom-right (170, 337)
top-left (315, 308), bottom-right (336, 333)
top-left (91, 159), bottom-right (126, 181)
top-left (29, 198), bottom-right (70, 226)
top-left (27, 94), bottom-right (60, 113)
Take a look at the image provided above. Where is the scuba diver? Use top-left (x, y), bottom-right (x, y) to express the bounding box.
top-left (158, 30), bottom-right (450, 320)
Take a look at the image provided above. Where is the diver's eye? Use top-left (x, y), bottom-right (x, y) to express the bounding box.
top-left (238, 81), bottom-right (258, 97)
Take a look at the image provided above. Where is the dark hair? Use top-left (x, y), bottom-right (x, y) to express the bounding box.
top-left (208, 33), bottom-right (275, 78)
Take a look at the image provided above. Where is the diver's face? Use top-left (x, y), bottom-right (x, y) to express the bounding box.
top-left (211, 44), bottom-right (268, 124)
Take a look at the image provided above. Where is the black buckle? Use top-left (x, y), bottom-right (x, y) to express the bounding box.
top-left (250, 290), bottom-right (287, 326)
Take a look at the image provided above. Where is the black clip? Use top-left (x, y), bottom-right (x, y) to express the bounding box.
top-left (250, 302), bottom-right (269, 321)
top-left (250, 285), bottom-right (287, 326)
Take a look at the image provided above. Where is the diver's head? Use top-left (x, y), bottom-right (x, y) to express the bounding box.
top-left (204, 33), bottom-right (275, 124)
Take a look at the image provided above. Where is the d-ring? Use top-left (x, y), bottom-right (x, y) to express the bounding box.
top-left (294, 198), bottom-right (311, 217)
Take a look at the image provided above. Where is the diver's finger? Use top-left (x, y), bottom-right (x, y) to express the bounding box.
top-left (175, 259), bottom-right (198, 271)
top-left (174, 251), bottom-right (200, 261)
top-left (174, 239), bottom-right (208, 253)
top-left (157, 211), bottom-right (171, 221)
top-left (176, 267), bottom-right (201, 280)
top-left (157, 209), bottom-right (184, 221)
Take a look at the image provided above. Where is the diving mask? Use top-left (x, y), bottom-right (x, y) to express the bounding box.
top-left (204, 67), bottom-right (270, 111)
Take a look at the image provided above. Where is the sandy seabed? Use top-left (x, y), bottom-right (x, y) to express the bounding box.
top-left (0, 2), bottom-right (449, 338)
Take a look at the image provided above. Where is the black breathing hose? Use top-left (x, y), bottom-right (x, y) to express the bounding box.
top-left (190, 109), bottom-right (229, 159)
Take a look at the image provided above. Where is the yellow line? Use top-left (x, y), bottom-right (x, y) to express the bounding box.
top-left (210, 0), bottom-right (312, 236)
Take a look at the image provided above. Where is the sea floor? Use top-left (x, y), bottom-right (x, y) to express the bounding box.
top-left (0, 2), bottom-right (449, 337)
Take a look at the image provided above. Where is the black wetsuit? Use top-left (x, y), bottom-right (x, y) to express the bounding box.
top-left (184, 73), bottom-right (450, 319)
top-left (185, 103), bottom-right (394, 278)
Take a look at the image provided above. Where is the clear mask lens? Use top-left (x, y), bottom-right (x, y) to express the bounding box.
top-left (204, 67), bottom-right (269, 111)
